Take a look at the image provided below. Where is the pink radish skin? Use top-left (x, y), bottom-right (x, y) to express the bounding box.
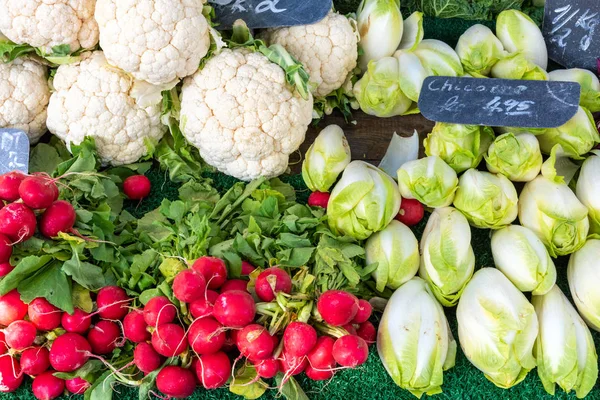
top-left (32, 371), bottom-right (64, 400)
top-left (39, 201), bottom-right (76, 238)
top-left (65, 377), bottom-right (90, 394)
top-left (222, 330), bottom-right (239, 353)
top-left (283, 321), bottom-right (317, 357)
top-left (143, 296), bottom-right (176, 327)
top-left (352, 300), bottom-right (372, 324)
top-left (254, 267), bottom-right (292, 302)
top-left (220, 279), bottom-right (248, 293)
top-left (308, 191), bottom-right (330, 208)
top-left (173, 269), bottom-right (206, 303)
top-left (123, 310), bottom-right (150, 343)
top-left (187, 317), bottom-right (226, 355)
top-left (123, 175), bottom-right (151, 200)
top-left (192, 257), bottom-right (228, 289)
top-left (0, 356), bottom-right (23, 392)
top-left (306, 364), bottom-right (334, 381)
top-left (357, 321), bottom-right (376, 344)
top-left (195, 351), bottom-right (231, 389)
top-left (49, 333), bottom-right (91, 372)
top-left (0, 332), bottom-right (7, 354)
top-left (241, 261), bottom-right (255, 275)
top-left (0, 262), bottom-right (13, 278)
top-left (189, 290), bottom-right (218, 319)
top-left (342, 323), bottom-right (357, 336)
top-left (61, 308), bottom-right (91, 334)
top-left (151, 323), bottom-right (187, 357)
top-left (0, 172), bottom-right (26, 202)
top-left (156, 366), bottom-right (196, 399)
top-left (0, 289), bottom-right (28, 326)
top-left (134, 343), bottom-right (163, 374)
top-left (0, 234), bottom-right (12, 263)
top-left (213, 290), bottom-right (255, 328)
top-left (0, 203), bottom-right (37, 242)
top-left (20, 347), bottom-right (50, 376)
top-left (4, 320), bottom-right (36, 349)
top-left (236, 324), bottom-right (274, 361)
top-left (255, 359), bottom-right (279, 379)
top-left (317, 290), bottom-right (359, 327)
top-left (28, 298), bottom-right (62, 331)
top-left (279, 350), bottom-right (308, 376)
top-left (18, 175), bottom-right (58, 210)
top-left (332, 335), bottom-right (369, 367)
top-left (87, 320), bottom-right (121, 355)
top-left (307, 336), bottom-right (336, 369)
top-left (96, 286), bottom-right (129, 320)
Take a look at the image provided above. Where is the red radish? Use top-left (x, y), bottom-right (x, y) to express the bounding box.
top-left (151, 323), bottom-right (187, 357)
top-left (306, 364), bottom-right (334, 380)
top-left (220, 279), bottom-right (248, 293)
top-left (236, 324), bottom-right (274, 361)
top-left (18, 175), bottom-right (58, 210)
top-left (173, 269), bottom-right (206, 303)
top-left (0, 262), bottom-right (13, 278)
top-left (39, 201), bottom-right (76, 238)
top-left (213, 290), bottom-right (255, 328)
top-left (0, 203), bottom-right (36, 242)
top-left (192, 257), bottom-right (227, 289)
top-left (49, 333), bottom-right (91, 372)
top-left (254, 359), bottom-right (279, 379)
top-left (0, 234), bottom-right (12, 263)
top-left (134, 343), bottom-right (163, 374)
top-left (279, 350), bottom-right (307, 376)
top-left (0, 355), bottom-right (23, 392)
top-left (123, 175), bottom-right (151, 200)
top-left (283, 321), bottom-right (317, 357)
top-left (352, 299), bottom-right (372, 324)
top-left (96, 286), bottom-right (129, 320)
top-left (0, 172), bottom-right (26, 202)
top-left (395, 198), bottom-right (424, 226)
top-left (189, 290), bottom-right (219, 319)
top-left (20, 347), bottom-right (50, 376)
top-left (0, 289), bottom-right (28, 326)
top-left (332, 335), bottom-right (369, 367)
top-left (28, 298), bottom-right (62, 331)
top-left (32, 370), bottom-right (64, 400)
top-left (357, 321), bottom-right (376, 344)
top-left (156, 366), bottom-right (196, 399)
top-left (254, 267), bottom-right (292, 302)
top-left (195, 351), bottom-right (231, 389)
top-left (87, 320), bottom-right (121, 355)
top-left (223, 329), bottom-right (239, 353)
top-left (241, 261), bottom-right (255, 275)
top-left (317, 290), bottom-right (359, 326)
top-left (342, 323), bottom-right (357, 336)
top-left (61, 308), bottom-right (91, 334)
top-left (0, 332), bottom-right (7, 354)
top-left (307, 336), bottom-right (336, 369)
top-left (4, 320), bottom-right (36, 349)
top-left (65, 377), bottom-right (90, 394)
top-left (123, 310), bottom-right (150, 343)
top-left (143, 296), bottom-right (176, 327)
top-left (308, 191), bottom-right (330, 208)
top-left (187, 317), bottom-right (226, 355)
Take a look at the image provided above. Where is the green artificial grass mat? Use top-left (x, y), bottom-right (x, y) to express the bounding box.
top-left (3, 168), bottom-right (599, 400)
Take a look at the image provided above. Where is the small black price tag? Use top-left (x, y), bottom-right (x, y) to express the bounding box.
top-left (0, 129), bottom-right (29, 175)
top-left (418, 77), bottom-right (580, 128)
top-left (210, 0), bottom-right (332, 30)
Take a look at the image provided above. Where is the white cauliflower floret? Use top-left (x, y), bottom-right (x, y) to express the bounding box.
top-left (0, 0), bottom-right (99, 53)
top-left (180, 48), bottom-right (313, 181)
top-left (261, 12), bottom-right (358, 98)
top-left (47, 51), bottom-right (166, 165)
top-left (0, 58), bottom-right (50, 144)
top-left (95, 0), bottom-right (210, 85)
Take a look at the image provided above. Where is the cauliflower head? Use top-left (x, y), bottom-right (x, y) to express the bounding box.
top-left (47, 51), bottom-right (166, 165)
top-left (0, 0), bottom-right (99, 53)
top-left (0, 58), bottom-right (50, 144)
top-left (261, 12), bottom-right (358, 98)
top-left (180, 48), bottom-right (313, 181)
top-left (95, 0), bottom-right (210, 85)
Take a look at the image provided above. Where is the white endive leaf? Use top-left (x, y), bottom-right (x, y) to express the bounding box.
top-left (378, 130), bottom-right (419, 177)
top-left (541, 144), bottom-right (580, 185)
top-left (397, 11), bottom-right (424, 51)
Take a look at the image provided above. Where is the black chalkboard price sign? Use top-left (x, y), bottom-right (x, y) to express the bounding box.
top-left (0, 129), bottom-right (29, 175)
top-left (542, 0), bottom-right (600, 71)
top-left (210, 0), bottom-right (332, 30)
top-left (418, 77), bottom-right (581, 128)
